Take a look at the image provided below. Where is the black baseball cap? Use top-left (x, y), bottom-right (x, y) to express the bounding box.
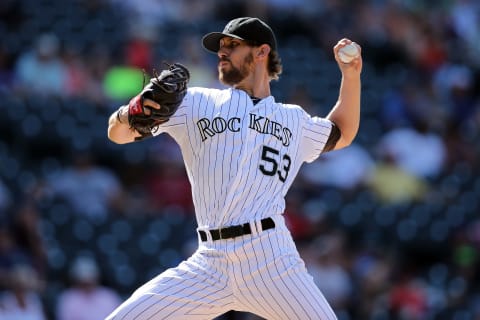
top-left (202, 17), bottom-right (277, 53)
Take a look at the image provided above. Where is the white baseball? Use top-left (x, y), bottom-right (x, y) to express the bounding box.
top-left (338, 43), bottom-right (360, 63)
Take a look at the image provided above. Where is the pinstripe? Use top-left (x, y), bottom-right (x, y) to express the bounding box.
top-left (215, 95), bottom-right (230, 212)
top-left (249, 106), bottom-right (274, 223)
top-left (185, 293), bottom-right (235, 316)
top-left (249, 163), bottom-right (280, 221)
top-left (153, 280), bottom-right (210, 316)
top-left (221, 91), bottom-right (249, 224)
top-left (215, 89), bottom-right (240, 225)
top-left (115, 295), bottom-right (154, 320)
top-left (273, 227), bottom-right (336, 319)
top-left (281, 247), bottom-right (330, 319)
top-left (229, 90), bottom-right (246, 224)
top-left (222, 94), bottom-right (241, 215)
top-left (220, 90), bottom-right (248, 226)
top-left (234, 103), bottom-right (274, 223)
top-left (209, 90), bottom-right (225, 224)
top-left (200, 90), bottom-right (212, 225)
top-left (276, 246), bottom-right (323, 319)
top-left (204, 91), bottom-right (218, 225)
top-left (191, 93), bottom-right (203, 224)
top-left (151, 281), bottom-right (222, 319)
top-left (303, 133), bottom-right (330, 143)
top-left (117, 272), bottom-right (191, 320)
top-left (110, 250), bottom-right (233, 320)
top-left (209, 92), bottom-right (222, 220)
top-left (241, 236), bottom-right (288, 319)
top-left (192, 91), bottom-right (207, 224)
top-left (244, 229), bottom-right (294, 319)
top-left (232, 135), bottom-right (262, 223)
top-left (284, 108), bottom-right (303, 187)
top-left (304, 123), bottom-right (331, 131)
top-left (239, 235), bottom-right (282, 319)
top-left (304, 135), bottom-right (329, 143)
top-left (261, 231), bottom-right (307, 319)
top-left (221, 93), bottom-right (250, 225)
top-left (247, 117), bottom-right (288, 219)
top-left (202, 93), bottom-right (212, 224)
top-left (180, 113), bottom-right (198, 206)
top-left (133, 270), bottom-right (194, 319)
top-left (231, 241), bottom-right (261, 315)
top-left (134, 271), bottom-right (193, 319)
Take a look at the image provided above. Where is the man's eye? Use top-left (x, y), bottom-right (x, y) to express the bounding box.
top-left (220, 40), bottom-right (240, 49)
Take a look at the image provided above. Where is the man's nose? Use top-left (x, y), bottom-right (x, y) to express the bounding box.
top-left (217, 47), bottom-right (228, 58)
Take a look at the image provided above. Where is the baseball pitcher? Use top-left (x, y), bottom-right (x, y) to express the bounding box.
top-left (107, 17), bottom-right (362, 320)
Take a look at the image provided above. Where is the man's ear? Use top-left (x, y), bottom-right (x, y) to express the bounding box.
top-left (256, 44), bottom-right (271, 59)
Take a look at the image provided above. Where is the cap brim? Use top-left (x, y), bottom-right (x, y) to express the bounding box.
top-left (202, 32), bottom-right (244, 53)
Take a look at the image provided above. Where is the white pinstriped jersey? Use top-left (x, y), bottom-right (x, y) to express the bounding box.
top-left (152, 87), bottom-right (333, 228)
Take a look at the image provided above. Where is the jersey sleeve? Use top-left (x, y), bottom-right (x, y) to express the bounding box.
top-left (300, 113), bottom-right (334, 163)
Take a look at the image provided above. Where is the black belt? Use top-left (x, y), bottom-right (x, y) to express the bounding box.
top-left (198, 217), bottom-right (275, 242)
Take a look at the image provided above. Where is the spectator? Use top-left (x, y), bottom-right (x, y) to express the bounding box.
top-left (300, 143), bottom-right (375, 191)
top-left (376, 120), bottom-right (447, 179)
top-left (0, 264), bottom-right (46, 320)
top-left (61, 45), bottom-right (91, 98)
top-left (0, 225), bottom-right (33, 283)
top-left (433, 63), bottom-right (477, 129)
top-left (351, 248), bottom-right (393, 318)
top-left (14, 33), bottom-right (68, 96)
top-left (56, 256), bottom-right (122, 320)
top-left (367, 152), bottom-right (429, 205)
top-left (388, 275), bottom-right (428, 320)
top-left (83, 45), bottom-right (112, 104)
top-left (46, 151), bottom-right (124, 219)
top-left (11, 202), bottom-right (47, 279)
top-left (381, 80), bottom-right (447, 132)
top-left (143, 158), bottom-right (194, 215)
top-left (303, 232), bottom-right (353, 310)
top-left (124, 27), bottom-right (155, 71)
top-left (283, 191), bottom-right (319, 241)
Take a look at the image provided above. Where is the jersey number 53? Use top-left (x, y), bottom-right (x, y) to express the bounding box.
top-left (259, 145), bottom-right (291, 183)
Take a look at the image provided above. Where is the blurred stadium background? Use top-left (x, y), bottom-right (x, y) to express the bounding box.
top-left (0, 0), bottom-right (479, 319)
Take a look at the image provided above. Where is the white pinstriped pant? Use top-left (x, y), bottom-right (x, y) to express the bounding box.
top-left (105, 215), bottom-right (337, 320)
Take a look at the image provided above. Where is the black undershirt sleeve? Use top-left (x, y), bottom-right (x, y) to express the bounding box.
top-left (323, 122), bottom-right (341, 152)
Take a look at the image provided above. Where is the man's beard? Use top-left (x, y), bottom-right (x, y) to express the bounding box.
top-left (219, 53), bottom-right (253, 86)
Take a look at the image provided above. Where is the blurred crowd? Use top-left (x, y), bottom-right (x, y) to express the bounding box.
top-left (0, 0), bottom-right (479, 319)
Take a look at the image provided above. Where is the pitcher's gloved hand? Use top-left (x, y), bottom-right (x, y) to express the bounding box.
top-left (127, 63), bottom-right (190, 139)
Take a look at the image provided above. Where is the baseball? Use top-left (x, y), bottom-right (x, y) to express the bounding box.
top-left (338, 42), bottom-right (360, 63)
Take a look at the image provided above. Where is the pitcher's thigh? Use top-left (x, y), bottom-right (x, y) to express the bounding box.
top-left (279, 271), bottom-right (337, 320)
top-left (237, 252), bottom-right (337, 320)
top-left (252, 267), bottom-right (337, 320)
top-left (106, 259), bottom-right (232, 320)
top-left (105, 291), bottom-right (231, 320)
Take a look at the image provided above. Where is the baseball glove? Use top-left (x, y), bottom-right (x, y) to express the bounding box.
top-left (127, 62), bottom-right (190, 139)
